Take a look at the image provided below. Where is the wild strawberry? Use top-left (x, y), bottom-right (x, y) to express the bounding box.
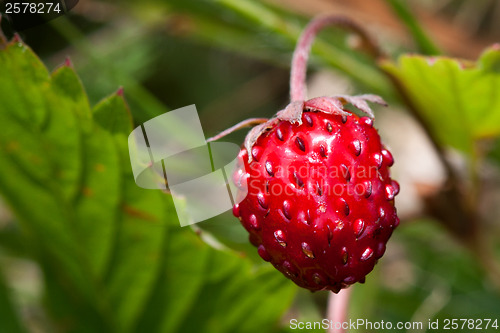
top-left (232, 108), bottom-right (399, 292)
top-left (210, 16), bottom-right (399, 292)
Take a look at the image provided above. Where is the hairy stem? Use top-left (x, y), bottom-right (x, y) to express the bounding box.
top-left (216, 0), bottom-right (393, 96)
top-left (206, 118), bottom-right (268, 142)
top-left (327, 288), bottom-right (353, 333)
top-left (290, 15), bottom-right (384, 102)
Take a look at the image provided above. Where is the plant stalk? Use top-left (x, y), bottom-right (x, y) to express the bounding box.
top-left (327, 288), bottom-right (353, 333)
top-left (290, 15), bottom-right (384, 102)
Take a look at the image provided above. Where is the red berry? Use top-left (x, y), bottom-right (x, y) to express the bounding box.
top-left (233, 110), bottom-right (399, 292)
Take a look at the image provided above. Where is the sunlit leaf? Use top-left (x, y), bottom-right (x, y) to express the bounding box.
top-left (381, 46), bottom-right (500, 153)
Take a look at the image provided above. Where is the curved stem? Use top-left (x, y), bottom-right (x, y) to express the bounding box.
top-left (206, 118), bottom-right (268, 142)
top-left (290, 15), bottom-right (383, 102)
top-left (327, 288), bottom-right (353, 333)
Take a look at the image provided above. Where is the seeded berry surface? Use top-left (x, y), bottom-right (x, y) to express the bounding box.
top-left (233, 110), bottom-right (399, 292)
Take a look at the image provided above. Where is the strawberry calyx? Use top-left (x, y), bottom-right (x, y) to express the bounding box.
top-left (244, 94), bottom-right (387, 162)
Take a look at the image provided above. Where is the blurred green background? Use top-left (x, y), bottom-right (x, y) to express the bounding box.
top-left (0, 0), bottom-right (500, 332)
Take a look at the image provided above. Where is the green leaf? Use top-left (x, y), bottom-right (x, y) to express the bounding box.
top-left (73, 126), bottom-right (122, 277)
top-left (50, 64), bottom-right (92, 127)
top-left (0, 43), bottom-right (95, 307)
top-left (133, 222), bottom-right (211, 333)
top-left (0, 39), bottom-right (167, 330)
top-left (175, 250), bottom-right (297, 333)
top-left (93, 90), bottom-right (133, 135)
top-left (103, 144), bottom-right (171, 332)
top-left (381, 46), bottom-right (500, 153)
